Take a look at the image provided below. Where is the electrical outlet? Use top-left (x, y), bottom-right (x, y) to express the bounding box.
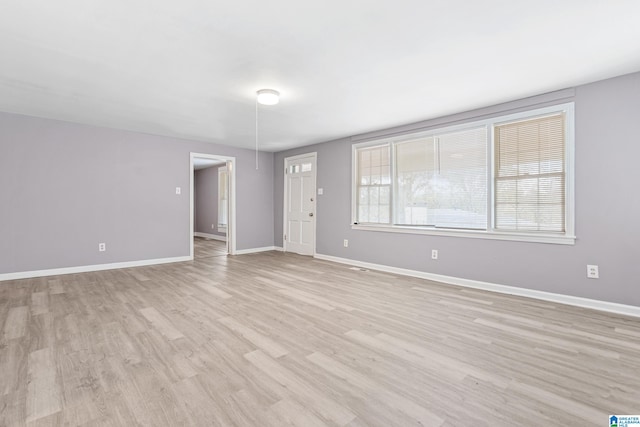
top-left (343, 239), bottom-right (349, 248)
top-left (175, 187), bottom-right (181, 195)
top-left (98, 243), bottom-right (106, 252)
top-left (431, 249), bottom-right (438, 260)
top-left (587, 264), bottom-right (599, 279)
top-left (212, 224), bottom-right (215, 229)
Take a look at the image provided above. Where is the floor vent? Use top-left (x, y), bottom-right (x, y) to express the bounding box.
top-left (349, 267), bottom-right (369, 272)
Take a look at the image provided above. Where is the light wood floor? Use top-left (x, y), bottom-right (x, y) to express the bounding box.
top-left (194, 237), bottom-right (227, 259)
top-left (1, 251), bottom-right (639, 426)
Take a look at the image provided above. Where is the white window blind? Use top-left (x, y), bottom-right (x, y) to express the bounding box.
top-left (494, 113), bottom-right (565, 232)
top-left (356, 145), bottom-right (391, 224)
top-left (395, 127), bottom-right (487, 229)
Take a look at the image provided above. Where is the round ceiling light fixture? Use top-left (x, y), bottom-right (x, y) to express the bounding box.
top-left (256, 89), bottom-right (280, 105)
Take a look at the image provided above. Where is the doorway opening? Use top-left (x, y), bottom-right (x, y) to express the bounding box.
top-left (190, 153), bottom-right (236, 259)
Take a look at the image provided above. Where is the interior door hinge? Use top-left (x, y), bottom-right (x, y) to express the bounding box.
top-left (284, 234), bottom-right (287, 241)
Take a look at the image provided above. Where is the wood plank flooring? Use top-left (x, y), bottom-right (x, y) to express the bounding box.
top-left (1, 250), bottom-right (639, 426)
top-left (194, 237), bottom-right (227, 259)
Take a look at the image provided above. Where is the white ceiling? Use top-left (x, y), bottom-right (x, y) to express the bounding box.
top-left (1, 1), bottom-right (640, 152)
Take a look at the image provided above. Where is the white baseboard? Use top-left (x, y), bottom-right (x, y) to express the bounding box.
top-left (314, 253), bottom-right (640, 318)
top-left (194, 232), bottom-right (227, 242)
top-left (0, 256), bottom-right (192, 282)
top-left (235, 246), bottom-right (281, 255)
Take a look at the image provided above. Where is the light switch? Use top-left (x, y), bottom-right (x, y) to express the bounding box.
top-left (176, 187), bottom-right (181, 195)
top-left (318, 188), bottom-right (324, 195)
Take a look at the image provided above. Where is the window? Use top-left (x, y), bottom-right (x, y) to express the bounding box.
top-left (394, 127), bottom-right (487, 229)
top-left (287, 162), bottom-right (312, 174)
top-left (352, 103), bottom-right (574, 244)
top-left (356, 144), bottom-right (391, 224)
top-left (494, 114), bottom-right (565, 232)
top-left (218, 166), bottom-right (228, 231)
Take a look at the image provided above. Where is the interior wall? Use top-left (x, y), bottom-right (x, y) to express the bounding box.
top-left (0, 112), bottom-right (274, 275)
top-left (274, 71), bottom-right (640, 307)
top-left (194, 165), bottom-right (226, 237)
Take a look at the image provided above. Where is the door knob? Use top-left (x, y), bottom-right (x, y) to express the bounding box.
top-left (309, 213), bottom-right (314, 217)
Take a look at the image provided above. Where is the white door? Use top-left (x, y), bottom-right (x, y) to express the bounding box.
top-left (284, 153), bottom-right (317, 256)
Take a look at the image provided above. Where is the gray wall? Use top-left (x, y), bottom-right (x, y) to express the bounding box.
top-left (0, 112), bottom-right (274, 274)
top-left (194, 165), bottom-right (226, 237)
top-left (274, 71), bottom-right (640, 307)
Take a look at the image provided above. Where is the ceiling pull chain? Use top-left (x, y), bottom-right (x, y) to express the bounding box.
top-left (254, 88), bottom-right (280, 171)
top-left (255, 98), bottom-right (259, 170)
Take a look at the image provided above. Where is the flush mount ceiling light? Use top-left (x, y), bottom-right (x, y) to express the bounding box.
top-left (256, 89), bottom-right (280, 105)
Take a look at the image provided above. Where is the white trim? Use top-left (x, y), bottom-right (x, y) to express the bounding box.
top-left (218, 166), bottom-right (229, 233)
top-left (194, 232), bottom-right (227, 242)
top-left (235, 246), bottom-right (280, 255)
top-left (351, 224), bottom-right (576, 245)
top-left (313, 253), bottom-right (640, 318)
top-left (284, 152), bottom-right (319, 162)
top-left (0, 256), bottom-right (192, 282)
top-left (190, 153), bottom-right (236, 257)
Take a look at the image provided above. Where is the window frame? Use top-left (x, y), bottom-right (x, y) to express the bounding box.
top-left (351, 102), bottom-right (575, 245)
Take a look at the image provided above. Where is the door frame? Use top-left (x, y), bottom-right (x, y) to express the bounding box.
top-left (190, 152), bottom-right (237, 258)
top-left (283, 152), bottom-right (317, 255)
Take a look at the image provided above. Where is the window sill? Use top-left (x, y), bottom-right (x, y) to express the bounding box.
top-left (351, 224), bottom-right (576, 245)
